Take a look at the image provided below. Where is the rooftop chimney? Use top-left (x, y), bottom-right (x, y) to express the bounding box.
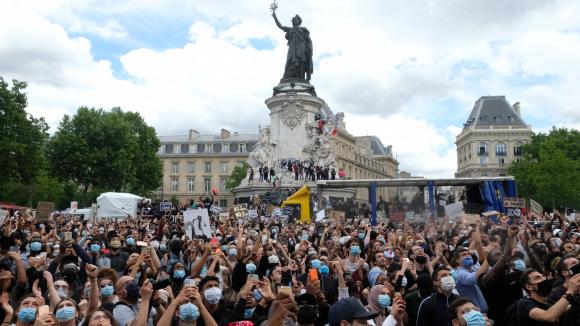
top-left (220, 128), bottom-right (231, 139)
top-left (188, 129), bottom-right (199, 140)
top-left (513, 102), bottom-right (521, 116)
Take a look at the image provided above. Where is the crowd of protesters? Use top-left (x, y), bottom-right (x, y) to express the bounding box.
top-left (0, 197), bottom-right (578, 326)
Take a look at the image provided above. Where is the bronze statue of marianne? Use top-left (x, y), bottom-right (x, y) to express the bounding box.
top-left (271, 2), bottom-right (313, 82)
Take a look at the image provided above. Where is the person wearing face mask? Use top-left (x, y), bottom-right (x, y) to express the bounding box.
top-left (156, 286), bottom-right (217, 326)
top-left (223, 279), bottom-right (268, 325)
top-left (548, 254), bottom-right (579, 305)
top-left (113, 277), bottom-right (157, 326)
top-left (171, 262), bottom-right (187, 294)
top-left (453, 247), bottom-right (489, 313)
top-left (105, 236), bottom-right (129, 275)
top-left (515, 269), bottom-right (580, 325)
top-left (13, 295), bottom-right (41, 326)
top-left (416, 267), bottom-right (458, 326)
top-left (87, 240), bottom-right (110, 269)
top-left (198, 276), bottom-right (231, 326)
top-left (365, 284), bottom-right (394, 326)
top-left (121, 236), bottom-right (138, 255)
top-left (53, 298), bottom-right (80, 326)
top-left (342, 240), bottom-right (368, 274)
top-left (448, 297), bottom-right (490, 326)
top-left (98, 276), bottom-right (117, 313)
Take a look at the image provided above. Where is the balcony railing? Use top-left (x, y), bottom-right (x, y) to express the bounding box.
top-left (477, 150), bottom-right (488, 156)
top-left (496, 151), bottom-right (507, 156)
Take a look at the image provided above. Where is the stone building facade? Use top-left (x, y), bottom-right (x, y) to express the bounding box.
top-left (455, 96), bottom-right (532, 178)
top-left (156, 127), bottom-right (399, 205)
top-left (156, 129), bottom-right (258, 207)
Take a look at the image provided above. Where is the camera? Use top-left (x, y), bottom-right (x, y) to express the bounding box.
top-left (152, 276), bottom-right (171, 291)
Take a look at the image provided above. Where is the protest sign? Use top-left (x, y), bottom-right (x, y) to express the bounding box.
top-left (507, 207), bottom-right (523, 217)
top-left (248, 210), bottom-right (258, 219)
top-left (184, 209), bottom-right (211, 239)
top-left (219, 213), bottom-right (230, 221)
top-left (504, 197), bottom-right (526, 208)
top-left (404, 211), bottom-right (415, 220)
top-left (0, 209), bottom-right (8, 225)
top-left (36, 201), bottom-right (55, 221)
top-left (389, 212), bottom-right (405, 221)
top-left (464, 214), bottom-right (480, 224)
top-left (70, 201), bottom-right (78, 210)
top-left (445, 202), bottom-right (464, 222)
top-left (233, 204), bottom-right (248, 219)
top-left (315, 210), bottom-right (326, 222)
top-left (210, 205), bottom-right (222, 215)
top-left (332, 210), bottom-right (345, 221)
top-left (160, 202), bottom-right (172, 211)
top-left (529, 199), bottom-right (543, 218)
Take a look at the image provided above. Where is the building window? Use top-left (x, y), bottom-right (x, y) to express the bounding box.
top-left (514, 158), bottom-right (523, 163)
top-left (165, 144), bottom-right (173, 154)
top-left (187, 177), bottom-right (195, 192)
top-left (204, 177), bottom-right (211, 192)
top-left (478, 143), bottom-right (488, 156)
top-left (213, 143), bottom-right (222, 153)
top-left (498, 158), bottom-right (505, 166)
top-left (219, 199), bottom-right (227, 207)
top-left (181, 144), bottom-right (189, 153)
top-left (239, 143), bottom-right (246, 152)
top-left (480, 157), bottom-right (487, 166)
top-left (197, 144), bottom-right (205, 153)
top-left (171, 178), bottom-right (179, 192)
top-left (514, 144), bottom-right (524, 156)
top-left (188, 162), bottom-right (195, 174)
top-left (219, 177), bottom-right (227, 192)
top-left (495, 143), bottom-right (506, 156)
top-left (499, 173), bottom-right (506, 176)
top-left (220, 162), bottom-right (229, 174)
top-left (204, 162), bottom-right (212, 173)
top-left (172, 162), bottom-right (179, 174)
top-left (230, 143), bottom-right (239, 152)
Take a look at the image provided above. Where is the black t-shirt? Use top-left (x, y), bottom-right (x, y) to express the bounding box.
top-left (517, 298), bottom-right (558, 326)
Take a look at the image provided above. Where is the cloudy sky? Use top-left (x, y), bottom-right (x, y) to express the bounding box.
top-left (1, 0), bottom-right (579, 177)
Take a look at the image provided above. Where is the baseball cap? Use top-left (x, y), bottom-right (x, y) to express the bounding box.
top-left (553, 229), bottom-right (562, 237)
top-left (329, 298), bottom-right (379, 326)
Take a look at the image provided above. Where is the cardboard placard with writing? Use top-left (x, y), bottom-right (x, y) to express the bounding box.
top-left (36, 202), bottom-right (55, 221)
top-left (233, 204), bottom-right (248, 219)
top-left (529, 199), bottom-right (543, 218)
top-left (219, 213), bottom-right (230, 221)
top-left (464, 214), bottom-right (480, 225)
top-left (503, 197), bottom-right (526, 208)
top-left (445, 202), bottom-right (465, 222)
top-left (332, 210), bottom-right (345, 221)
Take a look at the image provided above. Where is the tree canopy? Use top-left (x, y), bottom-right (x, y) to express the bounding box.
top-left (509, 127), bottom-right (580, 210)
top-left (226, 162), bottom-right (249, 190)
top-left (47, 107), bottom-right (162, 200)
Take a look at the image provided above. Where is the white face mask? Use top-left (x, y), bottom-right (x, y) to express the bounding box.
top-left (440, 275), bottom-right (456, 293)
top-left (204, 287), bottom-right (222, 305)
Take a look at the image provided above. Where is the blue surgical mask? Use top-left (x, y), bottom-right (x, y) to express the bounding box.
top-left (513, 259), bottom-right (526, 272)
top-left (90, 244), bottom-right (101, 253)
top-left (228, 248), bottom-right (237, 256)
top-left (463, 310), bottom-right (486, 326)
top-left (30, 241), bottom-right (42, 251)
top-left (462, 256), bottom-right (474, 269)
top-left (301, 234), bottom-right (309, 241)
top-left (244, 307), bottom-right (256, 319)
top-left (126, 238), bottom-right (135, 246)
top-left (179, 303), bottom-right (200, 321)
top-left (159, 244), bottom-right (167, 252)
top-left (319, 265), bottom-right (330, 275)
top-left (311, 259), bottom-right (322, 269)
top-left (450, 269), bottom-right (458, 280)
top-left (221, 245), bottom-right (228, 252)
top-left (246, 263), bottom-right (257, 274)
top-left (100, 285), bottom-right (114, 297)
top-left (174, 269), bottom-right (186, 279)
top-left (378, 294), bottom-right (391, 309)
top-left (350, 246), bottom-right (361, 255)
top-left (358, 232), bottom-right (365, 240)
top-left (55, 306), bottom-right (76, 322)
top-left (17, 307), bottom-right (37, 323)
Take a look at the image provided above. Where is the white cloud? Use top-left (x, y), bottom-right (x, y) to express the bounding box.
top-left (1, 0), bottom-right (580, 178)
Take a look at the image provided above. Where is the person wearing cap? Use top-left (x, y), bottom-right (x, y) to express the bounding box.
top-left (328, 297), bottom-right (379, 326)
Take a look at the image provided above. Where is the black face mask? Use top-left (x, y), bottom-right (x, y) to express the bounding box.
top-left (535, 279), bottom-right (553, 297)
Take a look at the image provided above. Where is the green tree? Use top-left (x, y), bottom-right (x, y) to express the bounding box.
top-left (509, 127), bottom-right (580, 210)
top-left (47, 107), bottom-right (162, 204)
top-left (0, 78), bottom-right (49, 206)
top-left (226, 162), bottom-right (249, 190)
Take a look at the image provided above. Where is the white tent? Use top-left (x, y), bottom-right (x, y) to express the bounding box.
top-left (96, 192), bottom-right (142, 218)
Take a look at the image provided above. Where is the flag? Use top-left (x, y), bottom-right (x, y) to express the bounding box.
top-left (330, 127), bottom-right (337, 136)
